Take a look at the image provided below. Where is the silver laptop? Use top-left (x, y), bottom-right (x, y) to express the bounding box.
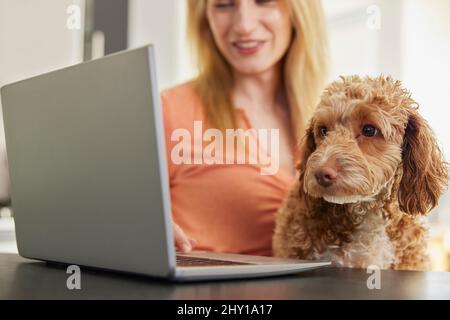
top-left (0, 45), bottom-right (330, 282)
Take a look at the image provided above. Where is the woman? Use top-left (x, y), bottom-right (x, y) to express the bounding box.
top-left (162, 0), bottom-right (328, 255)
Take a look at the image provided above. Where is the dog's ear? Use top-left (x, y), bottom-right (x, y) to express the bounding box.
top-left (297, 120), bottom-right (317, 176)
top-left (297, 120), bottom-right (320, 213)
top-left (398, 111), bottom-right (448, 215)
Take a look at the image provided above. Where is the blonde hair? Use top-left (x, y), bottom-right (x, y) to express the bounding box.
top-left (187, 0), bottom-right (329, 138)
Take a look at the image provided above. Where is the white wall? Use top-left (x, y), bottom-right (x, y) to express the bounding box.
top-left (0, 0), bottom-right (85, 86)
top-left (0, 0), bottom-right (85, 202)
top-left (128, 0), bottom-right (193, 91)
top-left (324, 0), bottom-right (403, 80)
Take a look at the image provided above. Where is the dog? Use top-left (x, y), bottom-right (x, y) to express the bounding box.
top-left (273, 75), bottom-right (448, 270)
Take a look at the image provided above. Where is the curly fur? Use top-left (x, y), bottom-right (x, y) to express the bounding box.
top-left (273, 75), bottom-right (448, 270)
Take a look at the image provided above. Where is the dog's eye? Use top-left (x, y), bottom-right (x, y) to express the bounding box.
top-left (362, 125), bottom-right (377, 137)
top-left (320, 126), bottom-right (328, 136)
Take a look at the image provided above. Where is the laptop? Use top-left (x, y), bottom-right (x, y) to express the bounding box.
top-left (0, 45), bottom-right (330, 282)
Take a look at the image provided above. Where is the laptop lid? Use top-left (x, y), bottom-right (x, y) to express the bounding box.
top-left (0, 45), bottom-right (176, 277)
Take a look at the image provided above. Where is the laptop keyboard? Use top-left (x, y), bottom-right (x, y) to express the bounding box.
top-left (176, 255), bottom-right (254, 267)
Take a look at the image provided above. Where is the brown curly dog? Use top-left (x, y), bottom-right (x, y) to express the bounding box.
top-left (273, 75), bottom-right (448, 270)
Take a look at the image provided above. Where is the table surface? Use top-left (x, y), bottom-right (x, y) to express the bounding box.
top-left (1, 253), bottom-right (450, 300)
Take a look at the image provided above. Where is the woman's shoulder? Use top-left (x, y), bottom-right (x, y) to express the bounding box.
top-left (160, 80), bottom-right (205, 126)
top-left (161, 80), bottom-right (202, 110)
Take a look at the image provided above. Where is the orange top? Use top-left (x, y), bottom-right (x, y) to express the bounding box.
top-left (161, 82), bottom-right (297, 256)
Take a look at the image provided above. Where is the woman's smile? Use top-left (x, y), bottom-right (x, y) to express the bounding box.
top-left (232, 39), bottom-right (266, 56)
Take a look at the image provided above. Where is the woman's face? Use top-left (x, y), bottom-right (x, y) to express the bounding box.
top-left (206, 0), bottom-right (293, 76)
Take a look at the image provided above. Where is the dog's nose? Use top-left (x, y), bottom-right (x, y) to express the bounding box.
top-left (314, 166), bottom-right (338, 187)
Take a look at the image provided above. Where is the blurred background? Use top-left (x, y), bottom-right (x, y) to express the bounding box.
top-left (0, 0), bottom-right (449, 270)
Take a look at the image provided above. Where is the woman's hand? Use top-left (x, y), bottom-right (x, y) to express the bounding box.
top-left (173, 222), bottom-right (197, 253)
